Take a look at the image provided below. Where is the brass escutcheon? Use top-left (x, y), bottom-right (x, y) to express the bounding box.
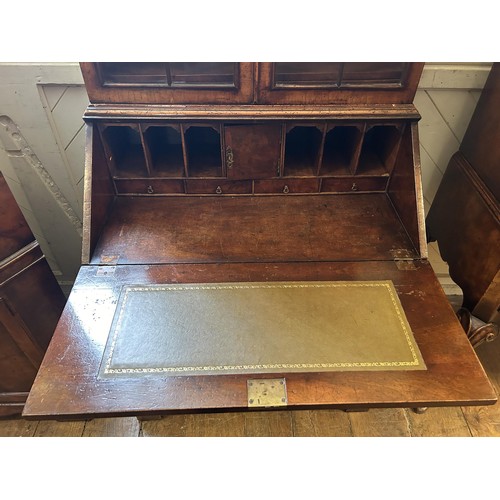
top-left (226, 146), bottom-right (234, 169)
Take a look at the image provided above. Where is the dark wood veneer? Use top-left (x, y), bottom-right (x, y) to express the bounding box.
top-left (257, 63), bottom-right (425, 105)
top-left (89, 194), bottom-right (418, 266)
top-left (80, 62), bottom-right (255, 105)
top-left (0, 173), bottom-right (66, 416)
top-left (23, 261), bottom-right (495, 419)
top-left (426, 63), bottom-right (500, 323)
top-left (0, 175), bottom-right (33, 261)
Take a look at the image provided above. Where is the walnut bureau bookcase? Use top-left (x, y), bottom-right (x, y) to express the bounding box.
top-left (23, 63), bottom-right (496, 419)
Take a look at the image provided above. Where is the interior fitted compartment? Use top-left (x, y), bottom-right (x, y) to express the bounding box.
top-left (143, 125), bottom-right (184, 177)
top-left (96, 120), bottom-right (405, 194)
top-left (86, 120), bottom-right (424, 262)
top-left (101, 125), bottom-right (148, 176)
top-left (357, 124), bottom-right (403, 174)
top-left (320, 125), bottom-right (363, 175)
top-left (284, 125), bottom-right (323, 176)
top-left (184, 125), bottom-right (222, 177)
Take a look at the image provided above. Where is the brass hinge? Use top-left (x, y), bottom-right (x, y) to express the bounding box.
top-left (247, 378), bottom-right (288, 408)
top-left (96, 266), bottom-right (116, 276)
top-left (395, 260), bottom-right (417, 271)
top-left (391, 249), bottom-right (417, 271)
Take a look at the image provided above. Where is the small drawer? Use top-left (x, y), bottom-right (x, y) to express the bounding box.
top-left (320, 176), bottom-right (388, 193)
top-left (185, 179), bottom-right (253, 195)
top-left (114, 179), bottom-right (185, 195)
top-left (254, 178), bottom-right (319, 194)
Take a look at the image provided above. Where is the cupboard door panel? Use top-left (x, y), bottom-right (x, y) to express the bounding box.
top-left (81, 63), bottom-right (254, 105)
top-left (274, 63), bottom-right (342, 87)
top-left (225, 124), bottom-right (282, 180)
top-left (0, 300), bottom-right (41, 392)
top-left (0, 175), bottom-right (34, 260)
top-left (257, 63), bottom-right (424, 105)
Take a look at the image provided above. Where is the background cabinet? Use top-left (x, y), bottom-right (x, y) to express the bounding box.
top-left (426, 63), bottom-right (500, 324)
top-left (0, 172), bottom-right (66, 416)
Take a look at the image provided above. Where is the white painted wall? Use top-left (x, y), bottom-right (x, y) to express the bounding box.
top-left (0, 64), bottom-right (85, 292)
top-left (416, 63), bottom-right (491, 211)
top-left (0, 62), bottom-right (493, 293)
top-left (416, 63), bottom-right (492, 295)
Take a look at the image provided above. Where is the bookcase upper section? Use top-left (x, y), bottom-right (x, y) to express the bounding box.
top-left (80, 62), bottom-right (424, 105)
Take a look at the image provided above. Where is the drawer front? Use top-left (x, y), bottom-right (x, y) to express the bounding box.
top-left (114, 179), bottom-right (185, 195)
top-left (320, 176), bottom-right (388, 193)
top-left (185, 179), bottom-right (253, 195)
top-left (254, 178), bottom-right (319, 194)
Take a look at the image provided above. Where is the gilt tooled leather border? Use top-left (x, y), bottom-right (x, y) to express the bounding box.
top-left (102, 281), bottom-right (425, 375)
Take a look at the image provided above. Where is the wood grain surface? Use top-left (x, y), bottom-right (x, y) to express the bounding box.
top-left (22, 259), bottom-right (496, 419)
top-left (89, 194), bottom-right (419, 265)
top-left (4, 330), bottom-right (500, 436)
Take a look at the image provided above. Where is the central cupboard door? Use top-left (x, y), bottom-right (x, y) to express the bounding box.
top-left (224, 124), bottom-right (282, 179)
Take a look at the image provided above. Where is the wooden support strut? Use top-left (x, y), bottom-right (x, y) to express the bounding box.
top-left (456, 307), bottom-right (499, 349)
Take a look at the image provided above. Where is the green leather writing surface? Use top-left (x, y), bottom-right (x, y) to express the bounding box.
top-left (100, 281), bottom-right (426, 377)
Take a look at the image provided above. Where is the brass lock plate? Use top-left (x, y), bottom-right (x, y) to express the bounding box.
top-left (247, 378), bottom-right (288, 408)
top-left (96, 266), bottom-right (116, 276)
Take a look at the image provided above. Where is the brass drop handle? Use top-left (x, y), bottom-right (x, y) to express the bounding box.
top-left (216, 186), bottom-right (223, 195)
top-left (283, 185), bottom-right (290, 194)
top-left (351, 183), bottom-right (358, 191)
top-left (226, 146), bottom-right (234, 169)
top-left (147, 185), bottom-right (154, 194)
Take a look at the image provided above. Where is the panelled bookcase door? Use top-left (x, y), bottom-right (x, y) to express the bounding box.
top-left (81, 62), bottom-right (424, 105)
top-left (80, 62), bottom-right (255, 104)
top-left (257, 62), bottom-right (424, 104)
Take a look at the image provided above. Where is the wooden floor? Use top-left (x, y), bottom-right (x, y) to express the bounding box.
top-left (1, 332), bottom-right (499, 437)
